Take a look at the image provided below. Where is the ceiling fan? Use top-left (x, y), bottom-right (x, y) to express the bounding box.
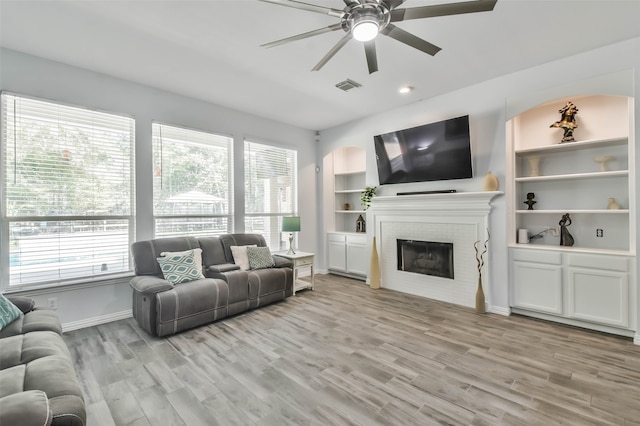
top-left (260, 0), bottom-right (497, 74)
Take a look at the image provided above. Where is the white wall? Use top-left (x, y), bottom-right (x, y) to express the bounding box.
top-left (0, 48), bottom-right (317, 328)
top-left (319, 37), bottom-right (640, 327)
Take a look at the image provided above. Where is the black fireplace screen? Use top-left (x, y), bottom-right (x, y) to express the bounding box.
top-left (397, 239), bottom-right (454, 279)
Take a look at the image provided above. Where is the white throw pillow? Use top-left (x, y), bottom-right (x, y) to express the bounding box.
top-left (160, 248), bottom-right (203, 276)
top-left (230, 245), bottom-right (257, 271)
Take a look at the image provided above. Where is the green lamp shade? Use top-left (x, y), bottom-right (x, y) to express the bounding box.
top-left (282, 216), bottom-right (300, 232)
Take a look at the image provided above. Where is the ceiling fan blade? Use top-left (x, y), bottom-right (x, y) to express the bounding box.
top-left (261, 23), bottom-right (343, 48)
top-left (381, 24), bottom-right (441, 56)
top-left (343, 0), bottom-right (362, 6)
top-left (364, 40), bottom-right (378, 74)
top-left (390, 0), bottom-right (497, 21)
top-left (312, 33), bottom-right (352, 71)
top-left (259, 0), bottom-right (344, 18)
top-left (384, 0), bottom-right (407, 10)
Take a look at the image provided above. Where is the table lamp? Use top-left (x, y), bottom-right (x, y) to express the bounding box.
top-left (282, 216), bottom-right (300, 255)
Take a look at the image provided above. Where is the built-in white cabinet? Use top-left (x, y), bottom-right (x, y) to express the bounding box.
top-left (327, 232), bottom-right (367, 279)
top-left (506, 91), bottom-right (636, 338)
top-left (332, 146), bottom-right (367, 233)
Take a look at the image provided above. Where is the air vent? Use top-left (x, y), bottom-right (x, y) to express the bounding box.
top-left (335, 79), bottom-right (362, 91)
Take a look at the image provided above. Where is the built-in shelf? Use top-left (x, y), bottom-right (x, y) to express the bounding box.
top-left (515, 170), bottom-right (628, 182)
top-left (515, 136), bottom-right (627, 155)
top-left (335, 210), bottom-right (365, 214)
top-left (516, 209), bottom-right (629, 214)
top-left (334, 189), bottom-right (365, 194)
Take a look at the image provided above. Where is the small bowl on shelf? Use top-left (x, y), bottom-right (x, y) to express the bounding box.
top-left (593, 155), bottom-right (614, 172)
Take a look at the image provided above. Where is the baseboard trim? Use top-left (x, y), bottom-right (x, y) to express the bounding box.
top-left (62, 310), bottom-right (132, 333)
top-left (634, 333), bottom-right (640, 346)
top-left (488, 305), bottom-right (511, 316)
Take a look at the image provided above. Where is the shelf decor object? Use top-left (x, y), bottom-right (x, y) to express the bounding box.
top-left (282, 216), bottom-right (301, 255)
top-left (524, 192), bottom-right (537, 210)
top-left (483, 171), bottom-right (499, 191)
top-left (360, 186), bottom-right (377, 210)
top-left (474, 230), bottom-right (490, 314)
top-left (594, 155), bottom-right (614, 172)
top-left (527, 156), bottom-right (541, 176)
top-left (550, 101), bottom-right (579, 143)
top-left (369, 236), bottom-right (380, 289)
top-left (607, 198), bottom-right (620, 210)
top-left (356, 214), bottom-right (366, 233)
top-left (558, 213), bottom-right (574, 246)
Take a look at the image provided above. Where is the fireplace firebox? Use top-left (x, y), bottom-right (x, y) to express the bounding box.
top-left (397, 239), bottom-right (454, 279)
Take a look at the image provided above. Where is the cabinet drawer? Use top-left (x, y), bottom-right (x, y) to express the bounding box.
top-left (347, 234), bottom-right (366, 245)
top-left (567, 253), bottom-right (629, 272)
top-left (512, 249), bottom-right (562, 265)
top-left (295, 256), bottom-right (314, 267)
top-left (328, 233), bottom-right (346, 243)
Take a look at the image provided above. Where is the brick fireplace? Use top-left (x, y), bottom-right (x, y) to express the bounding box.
top-left (369, 192), bottom-right (500, 310)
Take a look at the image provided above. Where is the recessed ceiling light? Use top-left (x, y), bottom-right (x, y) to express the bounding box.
top-left (399, 85), bottom-right (413, 94)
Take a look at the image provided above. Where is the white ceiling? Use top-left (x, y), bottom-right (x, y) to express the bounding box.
top-left (1, 0), bottom-right (639, 130)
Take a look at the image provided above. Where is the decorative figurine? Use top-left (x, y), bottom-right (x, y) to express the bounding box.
top-left (607, 198), bottom-right (620, 210)
top-left (559, 213), bottom-right (574, 246)
top-left (550, 101), bottom-right (579, 143)
top-left (524, 192), bottom-right (537, 210)
top-left (356, 214), bottom-right (366, 233)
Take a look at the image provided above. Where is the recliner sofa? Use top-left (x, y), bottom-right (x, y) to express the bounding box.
top-left (130, 234), bottom-right (293, 337)
top-left (0, 296), bottom-right (86, 426)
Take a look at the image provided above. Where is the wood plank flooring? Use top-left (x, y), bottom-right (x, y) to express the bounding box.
top-left (63, 274), bottom-right (640, 426)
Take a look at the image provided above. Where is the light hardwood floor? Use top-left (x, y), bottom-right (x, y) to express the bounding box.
top-left (63, 274), bottom-right (640, 426)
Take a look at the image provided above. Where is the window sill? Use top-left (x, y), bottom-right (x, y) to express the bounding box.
top-left (3, 272), bottom-right (134, 296)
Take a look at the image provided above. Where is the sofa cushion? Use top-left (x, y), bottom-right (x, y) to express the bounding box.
top-left (219, 234), bottom-right (268, 263)
top-left (230, 245), bottom-right (256, 270)
top-left (0, 294), bottom-right (22, 332)
top-left (0, 390), bottom-right (52, 426)
top-left (0, 331), bottom-right (71, 370)
top-left (247, 246), bottom-right (275, 270)
top-left (0, 309), bottom-right (63, 339)
top-left (131, 236), bottom-right (201, 276)
top-left (160, 248), bottom-right (204, 276)
top-left (157, 249), bottom-right (205, 284)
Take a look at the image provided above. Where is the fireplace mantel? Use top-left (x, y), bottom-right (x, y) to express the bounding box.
top-left (370, 191), bottom-right (503, 213)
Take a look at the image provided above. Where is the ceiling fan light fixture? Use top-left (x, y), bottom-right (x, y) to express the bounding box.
top-left (352, 15), bottom-right (380, 42)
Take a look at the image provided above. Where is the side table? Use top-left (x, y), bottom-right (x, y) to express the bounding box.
top-left (276, 251), bottom-right (314, 295)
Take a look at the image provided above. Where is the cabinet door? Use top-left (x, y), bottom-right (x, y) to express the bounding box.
top-left (346, 235), bottom-right (367, 276)
top-left (568, 268), bottom-right (629, 328)
top-left (328, 240), bottom-right (347, 271)
top-left (512, 261), bottom-right (563, 314)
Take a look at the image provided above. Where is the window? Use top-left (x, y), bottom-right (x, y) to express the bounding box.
top-left (1, 93), bottom-right (135, 288)
top-left (244, 140), bottom-right (297, 250)
top-left (153, 123), bottom-right (233, 237)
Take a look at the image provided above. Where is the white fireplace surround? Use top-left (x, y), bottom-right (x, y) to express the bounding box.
top-left (370, 192), bottom-right (502, 310)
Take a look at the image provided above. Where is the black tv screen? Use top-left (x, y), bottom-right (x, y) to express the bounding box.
top-left (374, 115), bottom-right (473, 185)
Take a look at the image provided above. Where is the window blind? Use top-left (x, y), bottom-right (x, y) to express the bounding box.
top-left (244, 140), bottom-right (297, 250)
top-left (152, 123), bottom-right (233, 238)
top-left (1, 93), bottom-right (135, 287)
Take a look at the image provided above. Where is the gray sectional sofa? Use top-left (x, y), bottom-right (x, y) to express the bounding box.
top-left (0, 296), bottom-right (86, 426)
top-left (130, 233), bottom-right (294, 337)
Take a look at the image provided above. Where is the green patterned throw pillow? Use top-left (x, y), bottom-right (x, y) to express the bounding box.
top-left (157, 248), bottom-right (204, 284)
top-left (0, 293), bottom-right (23, 331)
top-left (247, 246), bottom-right (275, 270)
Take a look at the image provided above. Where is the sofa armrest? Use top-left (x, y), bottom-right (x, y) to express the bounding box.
top-left (6, 296), bottom-right (35, 314)
top-left (207, 263), bottom-right (241, 273)
top-left (0, 390), bottom-right (52, 426)
top-left (130, 276), bottom-right (173, 295)
top-left (273, 256), bottom-right (292, 268)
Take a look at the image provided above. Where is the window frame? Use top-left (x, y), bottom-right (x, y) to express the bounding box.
top-left (244, 139), bottom-right (298, 251)
top-left (152, 122), bottom-right (234, 238)
top-left (1, 92), bottom-right (136, 291)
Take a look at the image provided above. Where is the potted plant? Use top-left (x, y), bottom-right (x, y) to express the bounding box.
top-left (360, 186), bottom-right (377, 210)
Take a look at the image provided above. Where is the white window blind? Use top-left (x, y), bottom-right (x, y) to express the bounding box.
top-left (244, 140), bottom-right (297, 250)
top-left (152, 123), bottom-right (233, 237)
top-left (1, 93), bottom-right (135, 288)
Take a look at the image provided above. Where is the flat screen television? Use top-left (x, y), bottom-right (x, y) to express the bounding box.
top-left (374, 115), bottom-right (473, 185)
